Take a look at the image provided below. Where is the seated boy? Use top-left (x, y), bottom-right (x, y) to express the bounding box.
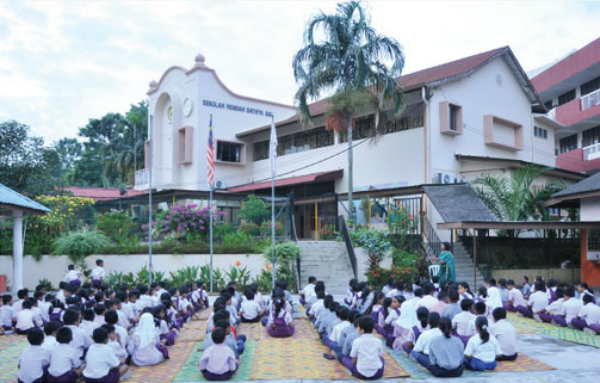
top-left (572, 294), bottom-right (600, 334)
top-left (47, 327), bottom-right (85, 383)
top-left (552, 288), bottom-right (582, 327)
top-left (205, 319), bottom-right (242, 360)
top-left (343, 316), bottom-right (384, 380)
top-left (15, 300), bottom-right (42, 334)
top-left (516, 282), bottom-right (548, 320)
top-left (17, 328), bottom-right (49, 383)
top-left (83, 327), bottom-right (129, 383)
top-left (1, 294), bottom-right (15, 333)
top-left (239, 290), bottom-right (263, 323)
top-left (199, 328), bottom-right (239, 381)
top-left (506, 280), bottom-right (526, 312)
top-left (42, 321), bottom-right (62, 352)
top-left (300, 276), bottom-right (317, 306)
top-left (63, 309), bottom-right (93, 359)
top-left (489, 308), bottom-right (517, 361)
top-left (452, 299), bottom-right (476, 345)
top-left (538, 289), bottom-right (564, 323)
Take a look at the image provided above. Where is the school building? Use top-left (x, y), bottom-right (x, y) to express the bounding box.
top-left (136, 46), bottom-right (584, 244)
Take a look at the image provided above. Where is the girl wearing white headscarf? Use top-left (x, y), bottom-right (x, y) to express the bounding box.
top-left (127, 313), bottom-right (166, 366)
top-left (392, 302), bottom-right (421, 353)
top-left (485, 287), bottom-right (503, 320)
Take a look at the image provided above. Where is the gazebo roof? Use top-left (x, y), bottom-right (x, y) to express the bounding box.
top-left (0, 184), bottom-right (50, 214)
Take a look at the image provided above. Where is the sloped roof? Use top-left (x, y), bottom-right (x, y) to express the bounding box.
top-left (552, 172), bottom-right (600, 198)
top-left (0, 184), bottom-right (50, 214)
top-left (63, 187), bottom-right (146, 201)
top-left (423, 184), bottom-right (497, 223)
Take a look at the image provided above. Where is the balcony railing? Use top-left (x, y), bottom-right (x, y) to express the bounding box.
top-left (135, 169), bottom-right (150, 187)
top-left (583, 142), bottom-right (600, 161)
top-left (582, 89), bottom-right (600, 111)
top-left (135, 167), bottom-right (173, 188)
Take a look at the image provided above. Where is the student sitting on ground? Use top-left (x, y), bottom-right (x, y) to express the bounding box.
top-left (47, 327), bottom-right (85, 383)
top-left (103, 324), bottom-right (128, 360)
top-left (199, 328), bottom-right (239, 381)
top-left (516, 282), bottom-right (548, 320)
top-left (552, 288), bottom-right (582, 328)
top-left (267, 297), bottom-right (295, 338)
top-left (299, 276), bottom-right (317, 306)
top-left (1, 294), bottom-right (15, 333)
top-left (205, 319), bottom-right (242, 359)
top-left (356, 285), bottom-right (373, 315)
top-left (63, 309), bottom-right (93, 359)
top-left (325, 307), bottom-right (350, 349)
top-left (382, 278), bottom-right (394, 296)
top-left (538, 289), bottom-right (564, 323)
top-left (391, 303), bottom-right (421, 353)
top-left (335, 311), bottom-right (360, 361)
top-left (489, 307), bottom-right (518, 361)
top-left (572, 294), bottom-right (600, 334)
top-left (426, 317), bottom-right (464, 378)
top-left (442, 290), bottom-right (461, 320)
top-left (342, 316), bottom-right (384, 380)
top-left (452, 298), bottom-right (476, 345)
top-left (410, 312), bottom-right (442, 368)
top-left (15, 300), bottom-right (43, 334)
top-left (239, 289), bottom-right (264, 323)
top-left (463, 316), bottom-right (501, 371)
top-left (83, 327), bottom-right (129, 383)
top-left (128, 313), bottom-right (167, 365)
top-left (80, 309), bottom-right (99, 338)
top-left (41, 321), bottom-right (61, 353)
top-left (506, 280), bottom-right (527, 312)
top-left (343, 279), bottom-right (358, 307)
top-left (17, 328), bottom-right (49, 383)
top-left (467, 302), bottom-right (488, 338)
top-left (458, 282), bottom-right (474, 301)
top-left (377, 296), bottom-right (401, 341)
top-left (578, 282), bottom-right (595, 303)
top-left (368, 291), bottom-right (385, 323)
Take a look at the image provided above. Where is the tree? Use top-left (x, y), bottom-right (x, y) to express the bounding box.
top-left (292, 1), bottom-right (405, 225)
top-left (54, 137), bottom-right (82, 184)
top-left (0, 120), bottom-right (61, 194)
top-left (239, 195), bottom-right (270, 224)
top-left (472, 165), bottom-right (565, 237)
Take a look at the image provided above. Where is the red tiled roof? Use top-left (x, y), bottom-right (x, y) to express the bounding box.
top-left (228, 170), bottom-right (343, 193)
top-left (61, 187), bottom-right (146, 201)
top-left (237, 46), bottom-right (508, 137)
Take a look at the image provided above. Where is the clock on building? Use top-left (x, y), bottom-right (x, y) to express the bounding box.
top-left (183, 98), bottom-right (193, 117)
top-left (167, 106), bottom-right (173, 123)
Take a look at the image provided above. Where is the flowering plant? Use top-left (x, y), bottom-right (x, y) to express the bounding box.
top-left (152, 204), bottom-right (215, 239)
top-left (36, 195), bottom-right (95, 232)
top-left (386, 205), bottom-right (419, 236)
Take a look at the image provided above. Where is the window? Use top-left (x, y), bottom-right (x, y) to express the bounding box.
top-left (558, 89), bottom-right (576, 106)
top-left (483, 115), bottom-right (523, 151)
top-left (252, 127), bottom-right (334, 161)
top-left (383, 102), bottom-right (424, 133)
top-left (217, 141), bottom-right (242, 163)
top-left (581, 76), bottom-right (600, 96)
top-left (339, 115), bottom-right (376, 142)
top-left (544, 100), bottom-right (554, 110)
top-left (177, 126), bottom-right (193, 164)
top-left (439, 102), bottom-right (462, 135)
top-left (534, 126), bottom-right (548, 139)
top-left (559, 134), bottom-right (577, 154)
top-left (450, 105), bottom-right (461, 131)
top-left (583, 126), bottom-right (600, 147)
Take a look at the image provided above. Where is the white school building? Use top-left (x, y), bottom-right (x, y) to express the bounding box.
top-left (136, 48), bottom-right (584, 241)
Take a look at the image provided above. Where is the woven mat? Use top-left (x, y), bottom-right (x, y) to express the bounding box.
top-left (507, 312), bottom-right (600, 348)
top-left (0, 334), bottom-right (25, 351)
top-left (249, 338), bottom-right (408, 380)
top-left (259, 318), bottom-right (320, 340)
top-left (127, 341), bottom-right (195, 383)
top-left (386, 344), bottom-right (554, 379)
top-left (173, 341), bottom-right (256, 382)
top-left (1, 342), bottom-right (28, 383)
top-left (178, 320), bottom-right (207, 342)
top-left (196, 307), bottom-right (213, 321)
top-left (237, 322), bottom-right (262, 341)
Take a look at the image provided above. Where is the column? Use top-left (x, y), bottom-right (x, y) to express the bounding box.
top-left (12, 210), bottom-right (23, 293)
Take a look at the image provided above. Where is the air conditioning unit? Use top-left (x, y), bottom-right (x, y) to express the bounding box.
top-left (436, 172), bottom-right (465, 185)
top-left (214, 180), bottom-right (228, 190)
top-left (588, 251), bottom-right (600, 262)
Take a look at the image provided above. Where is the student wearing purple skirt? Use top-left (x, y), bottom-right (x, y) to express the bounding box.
top-left (368, 291), bottom-right (385, 323)
top-left (267, 297), bottom-right (295, 338)
top-left (47, 327), bottom-right (85, 383)
top-left (342, 316), bottom-right (385, 380)
top-left (128, 313), bottom-right (168, 365)
top-left (199, 328), bottom-right (239, 381)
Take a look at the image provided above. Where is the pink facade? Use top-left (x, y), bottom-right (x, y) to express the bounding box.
top-left (556, 98), bottom-right (600, 127)
top-left (557, 148), bottom-right (600, 173)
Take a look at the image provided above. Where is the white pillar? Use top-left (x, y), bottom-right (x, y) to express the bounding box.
top-left (12, 210), bottom-right (23, 293)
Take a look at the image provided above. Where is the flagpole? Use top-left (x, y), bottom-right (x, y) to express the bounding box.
top-left (148, 116), bottom-right (154, 286)
top-left (209, 183), bottom-right (214, 293)
top-left (270, 115), bottom-right (276, 289)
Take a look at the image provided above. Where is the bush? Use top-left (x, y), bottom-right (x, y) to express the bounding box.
top-left (350, 228), bottom-right (391, 272)
top-left (214, 223), bottom-right (235, 239)
top-left (155, 204), bottom-right (210, 239)
top-left (252, 268), bottom-right (274, 293)
top-left (52, 230), bottom-right (111, 264)
top-left (263, 241), bottom-right (300, 290)
top-left (367, 264), bottom-right (416, 289)
top-left (238, 222), bottom-right (259, 236)
top-left (96, 210), bottom-right (138, 243)
top-left (225, 264), bottom-right (252, 290)
top-left (259, 221), bottom-right (284, 236)
top-left (239, 195), bottom-right (270, 224)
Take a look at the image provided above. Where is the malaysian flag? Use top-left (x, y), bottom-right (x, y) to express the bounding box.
top-left (206, 115), bottom-right (215, 187)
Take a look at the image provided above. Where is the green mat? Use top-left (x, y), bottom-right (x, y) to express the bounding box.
top-left (508, 313), bottom-right (600, 348)
top-left (173, 340), bottom-right (256, 382)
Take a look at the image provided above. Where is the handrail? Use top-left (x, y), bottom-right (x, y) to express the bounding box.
top-left (339, 215), bottom-right (358, 279)
top-left (290, 194), bottom-right (301, 288)
top-left (422, 214), bottom-right (442, 258)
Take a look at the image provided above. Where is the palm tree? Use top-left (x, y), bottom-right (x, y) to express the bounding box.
top-left (472, 165), bottom-right (564, 236)
top-left (292, 1), bottom-right (405, 225)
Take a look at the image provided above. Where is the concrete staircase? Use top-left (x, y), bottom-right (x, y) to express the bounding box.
top-left (297, 241), bottom-right (354, 295)
top-left (453, 240), bottom-right (486, 290)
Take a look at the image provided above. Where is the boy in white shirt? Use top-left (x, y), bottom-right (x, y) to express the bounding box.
top-left (15, 300), bottom-right (43, 334)
top-left (0, 294), bottom-right (15, 332)
top-left (300, 276), bottom-right (317, 306)
top-left (12, 289), bottom-right (28, 314)
top-left (41, 321), bottom-right (61, 353)
top-left (416, 285), bottom-right (437, 310)
top-left (506, 280), bottom-right (526, 313)
top-left (572, 294), bottom-right (600, 334)
top-left (63, 264), bottom-right (82, 288)
top-left (463, 316), bottom-right (502, 371)
top-left (63, 309), bottom-right (93, 359)
top-left (81, 309), bottom-right (99, 338)
top-left (325, 307), bottom-right (351, 349)
top-left (83, 327), bottom-right (129, 383)
top-left (452, 298), bottom-right (476, 345)
top-left (343, 316), bottom-right (384, 380)
top-left (91, 259), bottom-right (106, 290)
top-left (308, 290), bottom-right (326, 322)
top-left (411, 312), bottom-right (443, 367)
top-left (47, 327), bottom-right (85, 382)
top-left (552, 288), bottom-right (582, 327)
top-left (240, 290), bottom-right (264, 322)
top-left (538, 289), bottom-right (564, 323)
top-left (516, 282), bottom-right (548, 320)
top-left (489, 308), bottom-right (517, 361)
top-left (17, 328), bottom-right (49, 383)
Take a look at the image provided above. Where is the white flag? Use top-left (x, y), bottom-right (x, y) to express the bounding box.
top-left (269, 117), bottom-right (277, 178)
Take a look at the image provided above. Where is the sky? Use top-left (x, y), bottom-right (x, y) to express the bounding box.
top-left (0, 0), bottom-right (599, 144)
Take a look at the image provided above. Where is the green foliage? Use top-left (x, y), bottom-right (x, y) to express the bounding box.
top-left (321, 223), bottom-right (336, 240)
top-left (214, 223), bottom-right (235, 239)
top-left (238, 222), bottom-right (260, 236)
top-left (259, 221), bottom-right (284, 236)
top-left (199, 265), bottom-right (226, 291)
top-left (225, 265), bottom-right (252, 290)
top-left (96, 210), bottom-right (139, 243)
top-left (252, 268), bottom-right (274, 293)
top-left (350, 228), bottom-right (391, 272)
top-left (239, 195), bottom-right (270, 224)
top-left (24, 227), bottom-right (53, 260)
top-left (263, 241), bottom-right (300, 290)
top-left (37, 278), bottom-right (54, 291)
top-left (52, 230), bottom-right (111, 264)
top-left (367, 264), bottom-right (416, 289)
top-left (169, 266), bottom-right (200, 287)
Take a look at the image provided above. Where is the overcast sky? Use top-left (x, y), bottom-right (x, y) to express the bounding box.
top-left (0, 0), bottom-right (598, 144)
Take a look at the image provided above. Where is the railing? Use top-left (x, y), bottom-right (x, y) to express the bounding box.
top-left (583, 142), bottom-right (600, 161)
top-left (290, 194), bottom-right (301, 288)
top-left (135, 169), bottom-right (150, 187)
top-left (582, 89), bottom-right (600, 111)
top-left (422, 214), bottom-right (442, 258)
top-left (338, 215), bottom-right (358, 279)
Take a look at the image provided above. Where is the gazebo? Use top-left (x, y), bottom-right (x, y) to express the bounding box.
top-left (0, 184), bottom-right (49, 292)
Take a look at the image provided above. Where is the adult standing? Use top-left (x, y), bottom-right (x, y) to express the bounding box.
top-left (430, 242), bottom-right (456, 285)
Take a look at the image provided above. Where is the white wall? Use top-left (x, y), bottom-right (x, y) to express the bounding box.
top-left (0, 254), bottom-right (265, 290)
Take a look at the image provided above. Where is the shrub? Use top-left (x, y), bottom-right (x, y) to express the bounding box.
top-left (200, 265), bottom-right (226, 291)
top-left (225, 264), bottom-right (251, 290)
top-left (259, 221), bottom-right (284, 236)
top-left (252, 267), bottom-right (274, 293)
top-left (52, 230), bottom-right (111, 264)
top-left (263, 241), bottom-right (300, 290)
top-left (155, 204), bottom-right (210, 239)
top-left (96, 210), bottom-right (138, 243)
top-left (239, 195), bottom-right (270, 224)
top-left (214, 223), bottom-right (235, 239)
top-left (367, 264), bottom-right (416, 289)
top-left (238, 222), bottom-right (259, 236)
top-left (37, 278), bottom-right (54, 291)
top-left (351, 228), bottom-right (391, 272)
top-left (35, 195), bottom-right (95, 233)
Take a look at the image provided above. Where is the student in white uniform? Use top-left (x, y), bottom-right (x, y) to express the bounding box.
top-left (41, 321), bottom-right (61, 353)
top-left (553, 288), bottom-right (583, 328)
top-left (47, 327), bottom-right (85, 382)
top-left (410, 312), bottom-right (442, 367)
top-left (91, 259), bottom-right (106, 290)
top-left (17, 328), bottom-right (49, 383)
top-left (489, 308), bottom-right (517, 361)
top-left (343, 316), bottom-right (385, 380)
top-left (463, 316), bottom-right (501, 371)
top-left (239, 290), bottom-right (264, 323)
top-left (83, 327), bottom-right (129, 383)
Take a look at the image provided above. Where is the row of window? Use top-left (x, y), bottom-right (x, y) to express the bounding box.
top-left (534, 126), bottom-right (548, 139)
top-left (559, 125), bottom-right (600, 154)
top-left (547, 76), bottom-right (600, 109)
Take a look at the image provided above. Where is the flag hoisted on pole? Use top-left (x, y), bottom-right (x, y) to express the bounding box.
top-left (207, 115), bottom-right (215, 292)
top-left (269, 115), bottom-right (277, 289)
